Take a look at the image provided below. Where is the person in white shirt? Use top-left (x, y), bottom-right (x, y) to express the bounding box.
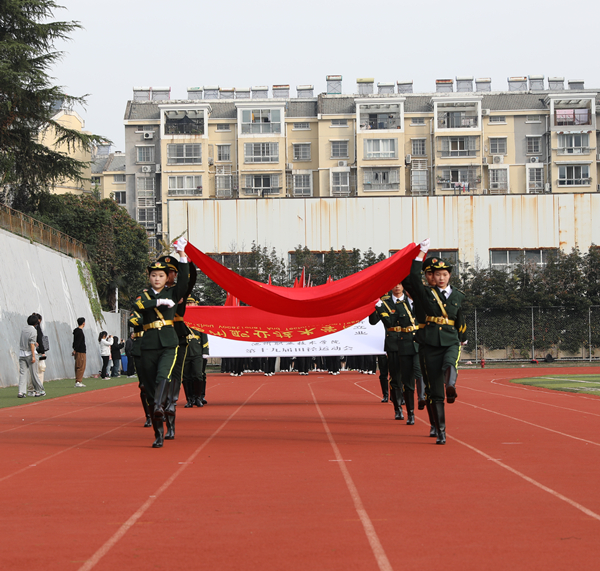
top-left (98, 331), bottom-right (114, 380)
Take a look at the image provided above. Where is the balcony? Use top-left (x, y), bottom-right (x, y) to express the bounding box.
top-left (556, 147), bottom-right (591, 155)
top-left (554, 109), bottom-right (591, 126)
top-left (165, 117), bottom-right (204, 135)
top-left (437, 112), bottom-right (478, 129)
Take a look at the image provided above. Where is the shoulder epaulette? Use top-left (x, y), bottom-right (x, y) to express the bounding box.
top-left (381, 295), bottom-right (391, 300)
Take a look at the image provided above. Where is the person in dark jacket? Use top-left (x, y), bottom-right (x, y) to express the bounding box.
top-left (110, 336), bottom-right (125, 376)
top-left (125, 332), bottom-right (136, 377)
top-left (72, 317), bottom-right (86, 387)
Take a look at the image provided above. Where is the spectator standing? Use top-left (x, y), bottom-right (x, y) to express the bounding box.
top-left (98, 332), bottom-right (113, 380)
top-left (110, 335), bottom-right (124, 377)
top-left (27, 312), bottom-right (48, 395)
top-left (72, 317), bottom-right (87, 387)
top-left (125, 332), bottom-right (136, 377)
top-left (18, 314), bottom-right (45, 397)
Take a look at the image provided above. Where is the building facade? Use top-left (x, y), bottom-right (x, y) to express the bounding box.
top-left (122, 77), bottom-right (599, 253)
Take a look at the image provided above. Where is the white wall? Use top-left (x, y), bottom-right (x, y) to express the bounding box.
top-left (0, 228), bottom-right (106, 388)
top-left (167, 194), bottom-right (600, 264)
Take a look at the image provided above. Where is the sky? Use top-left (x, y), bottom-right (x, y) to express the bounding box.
top-left (51, 0), bottom-right (600, 151)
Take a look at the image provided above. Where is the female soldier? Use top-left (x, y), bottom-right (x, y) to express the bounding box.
top-left (134, 238), bottom-right (189, 448)
top-left (408, 239), bottom-right (466, 445)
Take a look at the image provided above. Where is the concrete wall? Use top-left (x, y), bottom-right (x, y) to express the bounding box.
top-left (0, 228), bottom-right (108, 388)
top-left (168, 193), bottom-right (600, 266)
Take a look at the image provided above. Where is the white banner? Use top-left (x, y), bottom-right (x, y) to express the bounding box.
top-left (208, 318), bottom-right (385, 358)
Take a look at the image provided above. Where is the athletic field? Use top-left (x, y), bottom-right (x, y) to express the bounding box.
top-left (1, 366), bottom-right (599, 570)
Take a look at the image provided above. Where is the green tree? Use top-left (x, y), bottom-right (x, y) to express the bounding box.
top-left (35, 193), bottom-right (149, 310)
top-left (0, 0), bottom-right (108, 211)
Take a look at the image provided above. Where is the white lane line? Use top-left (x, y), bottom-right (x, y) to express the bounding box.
top-left (448, 432), bottom-right (600, 523)
top-left (77, 383), bottom-right (266, 571)
top-left (0, 416), bottom-right (142, 484)
top-left (462, 384), bottom-right (600, 417)
top-left (540, 376), bottom-right (600, 385)
top-left (309, 383), bottom-right (393, 571)
top-left (457, 400), bottom-right (600, 447)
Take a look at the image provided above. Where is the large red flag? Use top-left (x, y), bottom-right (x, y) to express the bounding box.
top-left (185, 242), bottom-right (419, 318)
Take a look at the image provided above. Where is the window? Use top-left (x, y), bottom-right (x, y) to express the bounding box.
top-left (216, 165), bottom-right (233, 198)
top-left (411, 159), bottom-right (428, 193)
top-left (364, 138), bottom-right (397, 159)
top-left (440, 137), bottom-right (478, 157)
top-left (489, 168), bottom-right (508, 192)
top-left (489, 138), bottom-right (507, 155)
top-left (410, 117), bottom-right (425, 125)
top-left (113, 174), bottom-right (126, 183)
top-left (136, 146), bottom-right (154, 163)
top-left (168, 175), bottom-right (202, 196)
top-left (439, 168), bottom-right (478, 190)
top-left (167, 143), bottom-right (201, 164)
top-left (331, 140), bottom-right (349, 158)
top-left (489, 116), bottom-right (506, 123)
top-left (216, 123), bottom-right (230, 131)
top-left (165, 111), bottom-right (204, 135)
top-left (136, 125), bottom-right (155, 132)
top-left (528, 167), bottom-right (544, 193)
top-left (359, 103), bottom-right (401, 130)
top-left (527, 137), bottom-right (542, 154)
top-left (293, 122), bottom-right (310, 130)
top-left (412, 139), bottom-right (426, 156)
top-left (217, 144), bottom-right (231, 162)
top-left (243, 174), bottom-right (280, 196)
top-left (363, 168), bottom-right (399, 190)
top-left (557, 133), bottom-right (589, 154)
top-left (293, 143), bottom-right (311, 161)
top-left (554, 108), bottom-right (590, 126)
top-left (113, 191), bottom-right (126, 204)
top-left (293, 174), bottom-right (311, 197)
top-left (427, 249), bottom-right (459, 266)
top-left (558, 165), bottom-right (590, 186)
top-left (244, 142), bottom-right (279, 163)
top-left (526, 115), bottom-right (542, 123)
top-left (331, 119), bottom-right (348, 127)
top-left (241, 109), bottom-right (281, 134)
top-left (332, 172), bottom-right (350, 195)
top-left (91, 176), bottom-right (101, 186)
top-left (437, 105), bottom-right (478, 129)
top-left (137, 177), bottom-right (155, 229)
top-left (491, 249), bottom-right (556, 270)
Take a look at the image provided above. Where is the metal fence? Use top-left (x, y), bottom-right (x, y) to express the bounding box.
top-left (0, 203), bottom-right (87, 260)
top-left (462, 306), bottom-right (600, 362)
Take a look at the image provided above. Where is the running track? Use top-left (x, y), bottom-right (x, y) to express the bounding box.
top-left (1, 367), bottom-right (599, 571)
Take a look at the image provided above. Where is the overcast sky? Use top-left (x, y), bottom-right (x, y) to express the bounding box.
top-left (51, 0), bottom-right (600, 151)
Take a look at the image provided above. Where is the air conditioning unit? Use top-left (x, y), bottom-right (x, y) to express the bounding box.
top-left (492, 155), bottom-right (504, 164)
top-left (141, 165), bottom-right (152, 173)
top-left (337, 160), bottom-right (348, 167)
top-left (208, 158), bottom-right (214, 165)
top-left (529, 156), bottom-right (539, 163)
top-left (482, 109), bottom-right (490, 116)
top-left (482, 157), bottom-right (488, 165)
top-left (143, 132), bottom-right (154, 140)
top-left (287, 163), bottom-right (294, 170)
top-left (405, 154), bottom-right (412, 165)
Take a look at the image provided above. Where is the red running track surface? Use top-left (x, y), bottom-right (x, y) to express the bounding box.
top-left (0, 367), bottom-right (599, 571)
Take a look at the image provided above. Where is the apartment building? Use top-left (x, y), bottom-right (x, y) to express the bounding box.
top-left (122, 76), bottom-right (599, 248)
top-left (91, 148), bottom-right (127, 202)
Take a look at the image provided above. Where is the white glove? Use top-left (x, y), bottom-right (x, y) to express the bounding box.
top-left (375, 300), bottom-right (383, 308)
top-left (157, 299), bottom-right (175, 308)
top-left (173, 237), bottom-right (188, 252)
top-left (461, 340), bottom-right (468, 346)
top-left (419, 238), bottom-right (430, 253)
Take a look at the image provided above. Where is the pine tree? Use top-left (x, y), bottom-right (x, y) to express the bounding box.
top-left (0, 0), bottom-right (108, 211)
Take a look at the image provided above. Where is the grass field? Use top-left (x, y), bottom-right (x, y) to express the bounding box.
top-left (512, 374), bottom-right (600, 396)
top-left (0, 376), bottom-right (137, 409)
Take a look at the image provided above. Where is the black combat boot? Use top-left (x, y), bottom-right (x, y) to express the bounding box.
top-left (165, 414), bottom-right (175, 440)
top-left (416, 376), bottom-right (427, 410)
top-left (404, 389), bottom-right (415, 425)
top-left (426, 401), bottom-right (437, 437)
top-left (444, 366), bottom-right (458, 404)
top-left (140, 391), bottom-right (152, 427)
top-left (153, 379), bottom-right (170, 419)
top-left (379, 377), bottom-right (389, 402)
top-left (390, 384), bottom-right (404, 420)
top-left (151, 414), bottom-right (164, 448)
top-left (434, 401), bottom-right (446, 445)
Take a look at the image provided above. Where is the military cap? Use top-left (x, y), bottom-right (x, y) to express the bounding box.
top-left (147, 259), bottom-right (169, 274)
top-left (157, 255), bottom-right (179, 273)
top-left (430, 257), bottom-right (453, 273)
top-left (423, 257), bottom-right (436, 272)
top-left (186, 296), bottom-right (197, 305)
